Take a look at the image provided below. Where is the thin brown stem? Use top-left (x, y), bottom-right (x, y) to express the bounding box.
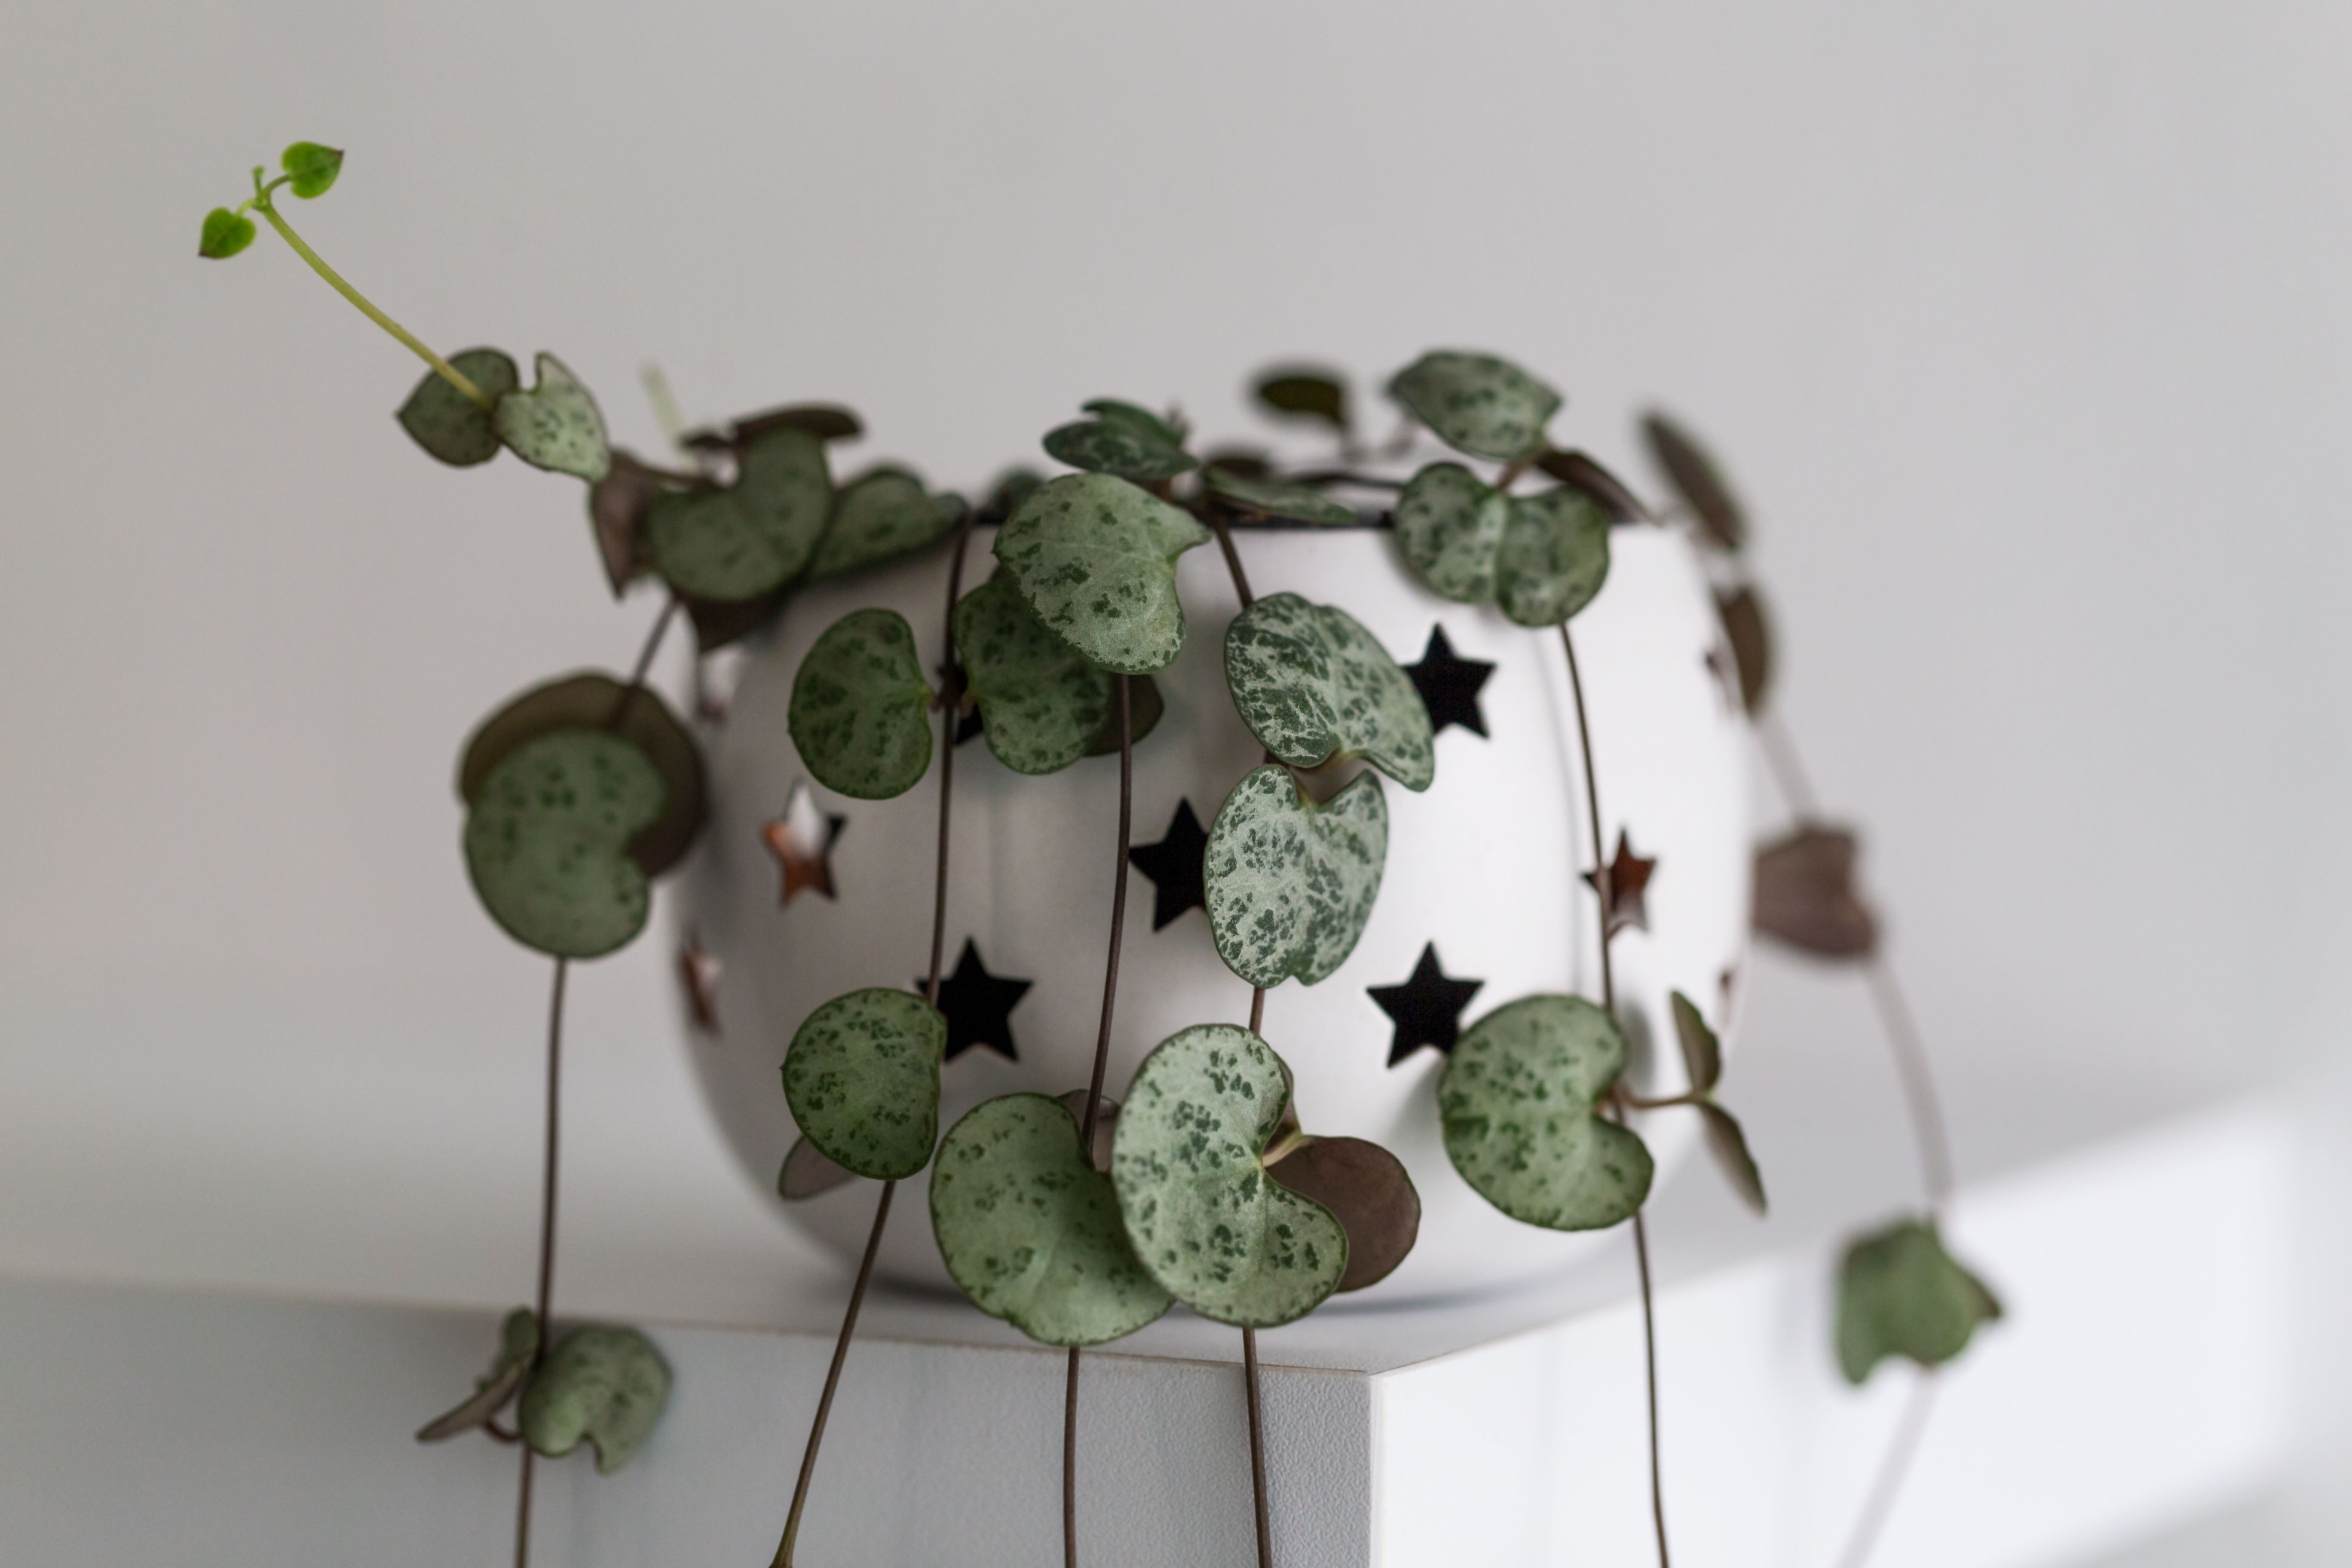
top-left (1865, 960), bottom-right (1956, 1216)
top-left (925, 513), bottom-right (979, 1004)
top-left (772, 1179), bottom-right (895, 1568)
top-left (1248, 986), bottom-right (1266, 1036)
top-left (1618, 1090), bottom-right (1704, 1113)
top-left (1242, 1327), bottom-right (1274, 1568)
top-left (1757, 708), bottom-right (1822, 822)
top-left (1281, 469), bottom-right (1406, 492)
top-left (1207, 508), bottom-right (1258, 609)
top-left (515, 956), bottom-right (567, 1568)
top-left (1832, 1373), bottom-right (1938, 1568)
top-left (1630, 1209), bottom-right (1669, 1568)
top-left (606, 596), bottom-right (682, 732)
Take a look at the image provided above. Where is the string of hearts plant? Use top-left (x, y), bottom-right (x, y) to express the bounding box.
top-left (199, 141), bottom-right (2000, 1568)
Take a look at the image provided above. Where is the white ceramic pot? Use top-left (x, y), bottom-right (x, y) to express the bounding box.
top-left (677, 522), bottom-right (1751, 1303)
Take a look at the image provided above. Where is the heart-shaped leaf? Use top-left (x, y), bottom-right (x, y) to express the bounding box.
top-left (462, 731), bottom-right (665, 959)
top-left (1085, 399), bottom-right (1188, 447)
top-left (1043, 400), bottom-right (1197, 484)
top-left (457, 673), bottom-right (707, 878)
top-left (953, 573), bottom-right (1114, 775)
top-left (1394, 462), bottom-right (1512, 602)
top-left (644, 427), bottom-right (832, 603)
top-left (1204, 467), bottom-right (1355, 526)
top-left (280, 141), bottom-right (344, 199)
top-left (1669, 990), bottom-right (1722, 1096)
top-left (1438, 995), bottom-right (1654, 1231)
top-left (1224, 593), bottom-right (1434, 790)
top-left (1715, 585), bottom-right (1772, 713)
top-left (1753, 826), bottom-right (1878, 958)
top-left (518, 1324), bottom-right (672, 1474)
top-left (727, 403), bottom-right (863, 446)
top-left (494, 352), bottom-right (610, 482)
top-left (1641, 411), bottom-right (1746, 551)
top-left (1387, 351), bottom-right (1561, 462)
top-left (1495, 487), bottom-right (1611, 627)
top-left (416, 1308), bottom-right (539, 1442)
top-left (809, 466), bottom-right (967, 581)
top-left (586, 453), bottom-right (671, 596)
top-left (198, 207), bottom-right (255, 259)
top-left (1699, 1103), bottom-right (1767, 1216)
top-left (1112, 1024), bottom-right (1348, 1327)
top-left (1252, 369), bottom-right (1350, 434)
top-left (788, 608), bottom-right (935, 799)
top-left (1204, 765), bottom-right (1388, 989)
top-left (1265, 1136), bottom-right (1420, 1291)
top-left (397, 348), bottom-right (521, 467)
top-left (777, 1135), bottom-right (858, 1200)
top-left (993, 472), bottom-right (1212, 675)
top-left (1835, 1219), bottom-right (2002, 1384)
top-left (782, 988), bottom-right (947, 1180)
top-left (931, 1093), bottom-right (1174, 1347)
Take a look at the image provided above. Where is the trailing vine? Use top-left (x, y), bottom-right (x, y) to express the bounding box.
top-left (200, 142), bottom-right (2000, 1568)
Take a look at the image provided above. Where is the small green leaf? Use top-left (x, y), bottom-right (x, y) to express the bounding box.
top-left (728, 402), bottom-right (863, 446)
top-left (1387, 351), bottom-right (1562, 462)
top-left (993, 472), bottom-right (1212, 674)
top-left (1082, 398), bottom-right (1187, 448)
top-left (787, 608), bottom-right (934, 799)
top-left (1204, 765), bottom-right (1388, 989)
top-left (1669, 990), bottom-right (1722, 1095)
top-left (1043, 403), bottom-right (1197, 484)
top-left (1111, 1024), bottom-right (1348, 1327)
top-left (1699, 1103), bottom-right (1767, 1216)
top-left (644, 427), bottom-right (831, 603)
top-left (954, 573), bottom-right (1113, 775)
top-left (931, 1093), bottom-right (1174, 1347)
top-left (1438, 995), bottom-right (1654, 1231)
top-left (1836, 1219), bottom-right (2002, 1384)
top-left (1394, 463), bottom-right (1511, 602)
top-left (1495, 487), bottom-right (1611, 627)
top-left (1224, 593), bottom-right (1434, 790)
top-left (518, 1324), bottom-right (672, 1474)
top-left (783, 988), bottom-right (947, 1180)
top-left (494, 352), bottom-right (610, 482)
top-left (198, 207), bottom-right (255, 259)
top-left (808, 466), bottom-right (966, 581)
top-left (416, 1308), bottom-right (539, 1442)
top-left (1204, 467), bottom-right (1355, 526)
top-left (462, 731), bottom-right (665, 959)
top-left (1252, 369), bottom-right (1350, 433)
top-left (280, 141), bottom-right (344, 199)
top-left (397, 348), bottom-right (521, 467)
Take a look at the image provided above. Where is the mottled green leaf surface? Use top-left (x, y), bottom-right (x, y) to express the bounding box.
top-left (494, 352), bottom-right (610, 481)
top-left (1387, 351), bottom-right (1561, 462)
top-left (518, 1325), bottom-right (671, 1474)
top-left (1204, 765), bottom-right (1388, 988)
top-left (1394, 464), bottom-right (1510, 602)
top-left (415, 1308), bottom-right (539, 1442)
top-left (643, 427), bottom-right (831, 602)
top-left (462, 731), bottom-right (665, 959)
top-left (1495, 487), bottom-right (1611, 627)
top-left (783, 988), bottom-right (947, 1180)
top-left (198, 207), bottom-right (255, 259)
top-left (787, 609), bottom-right (934, 799)
top-left (1043, 401), bottom-right (1197, 484)
top-left (1836, 1219), bottom-right (2002, 1384)
top-left (1111, 1025), bottom-right (1347, 1327)
top-left (809, 466), bottom-right (965, 580)
top-left (1082, 398), bottom-right (1186, 448)
top-left (397, 348), bottom-right (521, 467)
top-left (1438, 995), bottom-right (1654, 1231)
top-left (1204, 467), bottom-right (1355, 526)
top-left (953, 574), bottom-right (1113, 775)
top-left (1224, 593), bottom-right (1434, 790)
top-left (280, 141), bottom-right (343, 199)
top-left (931, 1093), bottom-right (1173, 1347)
top-left (993, 472), bottom-right (1212, 674)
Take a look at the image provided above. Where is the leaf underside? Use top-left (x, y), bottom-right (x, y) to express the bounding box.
top-left (415, 1307), bottom-right (539, 1442)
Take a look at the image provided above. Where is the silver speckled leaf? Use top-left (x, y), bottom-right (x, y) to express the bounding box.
top-left (1111, 1024), bottom-right (1347, 1328)
top-left (993, 472), bottom-right (1212, 674)
top-left (517, 1324), bottom-right (671, 1475)
top-left (1224, 594), bottom-right (1433, 790)
top-left (643, 427), bottom-right (832, 602)
top-left (462, 731), bottom-right (665, 959)
top-left (1387, 351), bottom-right (1561, 462)
top-left (808, 466), bottom-right (966, 581)
top-left (787, 608), bottom-right (934, 800)
top-left (782, 987), bottom-right (947, 1180)
top-left (1204, 765), bottom-right (1388, 989)
top-left (1438, 995), bottom-right (1654, 1231)
top-left (1836, 1219), bottom-right (2002, 1384)
top-left (493, 352), bottom-right (610, 482)
top-left (1043, 402), bottom-right (1197, 485)
top-left (953, 573), bottom-right (1113, 775)
top-left (1204, 467), bottom-right (1354, 526)
top-left (930, 1093), bottom-right (1173, 1347)
top-left (1394, 463), bottom-right (1511, 602)
top-left (415, 1308), bottom-right (539, 1442)
top-left (397, 348), bottom-right (520, 467)
top-left (1496, 487), bottom-right (1611, 627)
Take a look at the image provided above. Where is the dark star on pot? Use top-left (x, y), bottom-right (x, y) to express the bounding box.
top-left (1583, 830), bottom-right (1658, 937)
top-left (1403, 624), bottom-right (1496, 738)
top-left (1368, 943), bottom-right (1485, 1067)
top-left (1127, 798), bottom-right (1210, 931)
top-left (761, 780), bottom-right (845, 903)
top-left (918, 939), bottom-right (1033, 1063)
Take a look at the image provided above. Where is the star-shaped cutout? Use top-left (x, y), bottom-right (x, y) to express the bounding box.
top-left (1368, 943), bottom-right (1485, 1067)
top-left (762, 781), bottom-right (845, 904)
top-left (955, 707), bottom-right (985, 746)
top-left (1403, 625), bottom-right (1495, 738)
top-left (1128, 799), bottom-right (1209, 931)
top-left (677, 928), bottom-right (723, 1036)
top-left (919, 939), bottom-right (1032, 1063)
top-left (1583, 830), bottom-right (1658, 937)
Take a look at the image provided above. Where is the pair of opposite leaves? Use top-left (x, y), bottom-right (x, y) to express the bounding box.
top-left (784, 994), bottom-right (1415, 1344)
top-left (416, 1308), bottom-right (672, 1475)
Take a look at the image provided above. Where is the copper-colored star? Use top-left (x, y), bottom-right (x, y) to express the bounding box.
top-left (762, 781), bottom-right (845, 903)
top-left (1582, 830), bottom-right (1658, 937)
top-left (677, 928), bottom-right (723, 1035)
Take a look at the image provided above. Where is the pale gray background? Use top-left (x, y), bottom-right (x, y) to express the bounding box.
top-left (0, 1), bottom-right (2345, 1561)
